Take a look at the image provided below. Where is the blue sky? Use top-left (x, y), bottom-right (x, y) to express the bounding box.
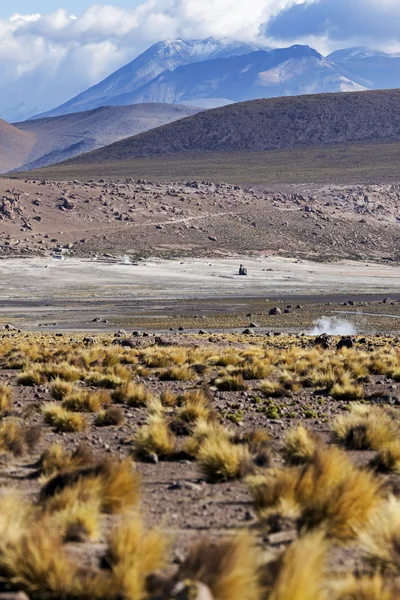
top-left (2, 1), bottom-right (142, 18)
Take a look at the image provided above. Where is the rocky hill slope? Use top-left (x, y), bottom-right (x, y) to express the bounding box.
top-left (57, 90), bottom-right (400, 167)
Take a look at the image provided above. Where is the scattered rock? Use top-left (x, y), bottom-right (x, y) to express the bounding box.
top-left (172, 581), bottom-right (214, 600)
top-left (269, 307), bottom-right (282, 316)
top-left (62, 198), bottom-right (75, 210)
top-left (337, 336), bottom-right (354, 350)
top-left (314, 333), bottom-right (332, 349)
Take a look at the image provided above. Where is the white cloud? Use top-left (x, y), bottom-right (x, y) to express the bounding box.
top-left (0, 0), bottom-right (397, 121)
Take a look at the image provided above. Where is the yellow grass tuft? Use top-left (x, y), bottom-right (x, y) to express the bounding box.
top-left (330, 382), bottom-right (364, 401)
top-left (159, 366), bottom-right (198, 381)
top-left (197, 436), bottom-right (253, 483)
top-left (0, 523), bottom-right (79, 598)
top-left (269, 531), bottom-right (327, 600)
top-left (0, 420), bottom-right (40, 456)
top-left (282, 425), bottom-right (317, 465)
top-left (178, 532), bottom-right (262, 600)
top-left (333, 404), bottom-right (398, 450)
top-left (331, 575), bottom-right (396, 600)
top-left (112, 381), bottom-right (154, 406)
top-left (0, 382), bottom-right (12, 414)
top-left (42, 403), bottom-right (87, 432)
top-left (39, 443), bottom-right (95, 477)
top-left (95, 405), bottom-right (125, 427)
top-left (358, 496), bottom-right (400, 574)
top-left (177, 389), bottom-right (212, 424)
top-left (50, 378), bottom-right (74, 400)
top-left (104, 514), bottom-right (167, 599)
top-left (371, 440), bottom-right (400, 473)
top-left (248, 447), bottom-right (383, 540)
top-left (134, 415), bottom-right (177, 460)
top-left (215, 374), bottom-right (247, 391)
top-left (41, 457), bottom-right (141, 515)
top-left (62, 389), bottom-right (106, 413)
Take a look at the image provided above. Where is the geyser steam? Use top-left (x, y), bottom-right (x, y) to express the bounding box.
top-left (308, 317), bottom-right (356, 336)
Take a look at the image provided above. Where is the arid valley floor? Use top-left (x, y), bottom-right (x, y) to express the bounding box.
top-left (0, 175), bottom-right (399, 599)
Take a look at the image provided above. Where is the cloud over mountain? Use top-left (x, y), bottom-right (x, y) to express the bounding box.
top-left (0, 0), bottom-right (398, 121)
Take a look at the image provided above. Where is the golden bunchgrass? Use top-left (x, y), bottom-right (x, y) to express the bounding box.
top-left (41, 458), bottom-right (141, 515)
top-left (133, 415), bottom-right (177, 460)
top-left (42, 403), bottom-right (87, 432)
top-left (197, 436), bottom-right (253, 483)
top-left (332, 404), bottom-right (398, 451)
top-left (248, 447), bottom-right (383, 540)
top-left (269, 531), bottom-right (327, 600)
top-left (357, 496), bottom-right (400, 574)
top-left (178, 532), bottom-right (262, 600)
top-left (282, 425), bottom-right (317, 465)
top-left (104, 514), bottom-right (167, 598)
top-left (330, 575), bottom-right (396, 600)
top-left (39, 443), bottom-right (95, 477)
top-left (112, 381), bottom-right (153, 406)
top-left (0, 382), bottom-right (12, 413)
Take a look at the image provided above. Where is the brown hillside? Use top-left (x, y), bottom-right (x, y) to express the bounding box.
top-left (56, 90), bottom-right (400, 167)
top-left (0, 120), bottom-right (36, 172)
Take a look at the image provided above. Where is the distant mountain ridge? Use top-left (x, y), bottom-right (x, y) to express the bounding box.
top-left (35, 38), bottom-right (400, 122)
top-left (328, 46), bottom-right (400, 90)
top-left (37, 38), bottom-right (266, 119)
top-left (2, 103), bottom-right (201, 173)
top-left (123, 45), bottom-right (364, 105)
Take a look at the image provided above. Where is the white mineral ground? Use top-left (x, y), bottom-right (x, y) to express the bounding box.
top-left (0, 256), bottom-right (398, 300)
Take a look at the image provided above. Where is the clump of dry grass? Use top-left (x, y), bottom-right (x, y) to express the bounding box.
top-left (215, 375), bottom-right (247, 391)
top-left (177, 389), bottom-right (213, 424)
top-left (0, 420), bottom-right (41, 456)
top-left (268, 531), bottom-right (327, 600)
top-left (178, 532), bottom-right (262, 600)
top-left (50, 378), bottom-right (74, 400)
top-left (95, 406), bottom-right (125, 427)
top-left (332, 404), bottom-right (398, 451)
top-left (112, 381), bottom-right (153, 406)
top-left (239, 360), bottom-right (272, 380)
top-left (41, 457), bottom-right (141, 514)
top-left (159, 366), bottom-right (197, 381)
top-left (133, 415), bottom-right (177, 460)
top-left (104, 515), bottom-right (167, 599)
top-left (282, 425), bottom-right (318, 465)
top-left (331, 575), bottom-right (396, 600)
top-left (248, 447), bottom-right (383, 540)
top-left (42, 403), bottom-right (87, 432)
top-left (49, 498), bottom-right (101, 543)
top-left (330, 382), bottom-right (364, 401)
top-left (39, 443), bottom-right (96, 477)
top-left (0, 382), bottom-right (12, 414)
top-left (62, 389), bottom-right (107, 413)
top-left (85, 372), bottom-right (124, 389)
top-left (259, 380), bottom-right (286, 398)
top-left (371, 441), bottom-right (400, 473)
top-left (357, 496), bottom-right (400, 574)
top-left (0, 524), bottom-right (79, 598)
top-left (183, 419), bottom-right (231, 458)
top-left (197, 436), bottom-right (253, 483)
top-left (160, 389), bottom-right (179, 407)
top-left (231, 428), bottom-right (271, 467)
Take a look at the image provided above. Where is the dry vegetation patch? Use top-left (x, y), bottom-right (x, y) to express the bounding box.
top-left (0, 332), bottom-right (399, 598)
